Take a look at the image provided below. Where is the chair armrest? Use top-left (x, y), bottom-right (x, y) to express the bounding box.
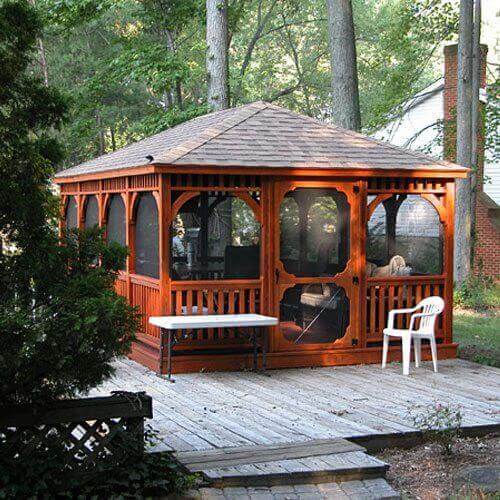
top-left (387, 306), bottom-right (419, 329)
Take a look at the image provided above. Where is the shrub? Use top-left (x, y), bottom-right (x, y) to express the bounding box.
top-left (0, 1), bottom-right (139, 405)
top-left (0, 227), bottom-right (139, 405)
top-left (411, 402), bottom-right (463, 455)
top-left (454, 273), bottom-right (497, 311)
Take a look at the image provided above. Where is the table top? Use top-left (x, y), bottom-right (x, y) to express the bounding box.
top-left (149, 313), bottom-right (279, 330)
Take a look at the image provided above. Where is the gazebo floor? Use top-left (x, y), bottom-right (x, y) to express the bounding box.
top-left (91, 357), bottom-right (500, 454)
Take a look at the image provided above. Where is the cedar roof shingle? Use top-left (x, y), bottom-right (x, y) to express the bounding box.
top-left (55, 101), bottom-right (466, 178)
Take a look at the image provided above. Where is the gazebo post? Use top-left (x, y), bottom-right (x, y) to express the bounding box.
top-left (125, 179), bottom-right (134, 303)
top-left (382, 194), bottom-right (406, 260)
top-left (158, 174), bottom-right (170, 316)
top-left (444, 181), bottom-right (455, 345)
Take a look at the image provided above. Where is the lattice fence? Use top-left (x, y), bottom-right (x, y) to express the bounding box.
top-left (0, 392), bottom-right (153, 469)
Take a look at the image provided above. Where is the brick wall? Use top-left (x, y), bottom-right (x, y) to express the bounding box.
top-left (443, 43), bottom-right (499, 281)
top-left (473, 193), bottom-right (500, 279)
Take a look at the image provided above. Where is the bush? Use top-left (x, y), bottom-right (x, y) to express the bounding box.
top-left (412, 402), bottom-right (463, 455)
top-left (454, 273), bottom-right (498, 311)
top-left (0, 227), bottom-right (139, 405)
top-left (0, 426), bottom-right (195, 498)
top-left (0, 1), bottom-right (139, 406)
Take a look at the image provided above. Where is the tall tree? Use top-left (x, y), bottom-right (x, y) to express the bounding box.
top-left (326, 0), bottom-right (361, 130)
top-left (455, 0), bottom-right (474, 284)
top-left (206, 0), bottom-right (229, 109)
top-left (470, 0), bottom-right (482, 265)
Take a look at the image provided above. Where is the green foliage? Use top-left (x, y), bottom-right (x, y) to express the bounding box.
top-left (0, 228), bottom-right (138, 404)
top-left (132, 102), bottom-right (210, 137)
top-left (454, 307), bottom-right (500, 368)
top-left (454, 273), bottom-right (498, 311)
top-left (31, 0), bottom-right (461, 169)
top-left (0, 0), bottom-right (139, 405)
top-left (485, 76), bottom-right (499, 164)
top-left (412, 402), bottom-right (463, 455)
top-left (0, 425), bottom-right (194, 498)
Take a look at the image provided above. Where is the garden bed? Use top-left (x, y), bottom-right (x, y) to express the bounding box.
top-left (378, 433), bottom-right (499, 499)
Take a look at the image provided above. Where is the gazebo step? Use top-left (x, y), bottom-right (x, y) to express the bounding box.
top-left (192, 478), bottom-right (401, 499)
top-left (175, 438), bottom-right (389, 488)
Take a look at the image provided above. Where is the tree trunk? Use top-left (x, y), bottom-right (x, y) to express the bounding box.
top-left (110, 125), bottom-right (116, 151)
top-left (455, 0), bottom-right (474, 284)
top-left (165, 29), bottom-right (183, 110)
top-left (96, 112), bottom-right (105, 155)
top-left (206, 0), bottom-right (229, 110)
top-left (29, 0), bottom-right (49, 86)
top-left (470, 0), bottom-right (481, 265)
top-left (325, 0), bottom-right (361, 131)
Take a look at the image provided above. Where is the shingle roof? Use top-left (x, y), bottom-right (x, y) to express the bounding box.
top-left (55, 101), bottom-right (466, 178)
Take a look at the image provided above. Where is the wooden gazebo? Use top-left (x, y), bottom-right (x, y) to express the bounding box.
top-left (55, 101), bottom-right (467, 374)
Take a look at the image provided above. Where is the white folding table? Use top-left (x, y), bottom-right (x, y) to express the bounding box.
top-left (149, 314), bottom-right (278, 381)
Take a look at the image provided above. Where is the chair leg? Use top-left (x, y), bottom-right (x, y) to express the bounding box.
top-left (402, 335), bottom-right (411, 376)
top-left (414, 337), bottom-right (421, 368)
top-left (429, 336), bottom-right (438, 373)
top-left (382, 334), bottom-right (389, 368)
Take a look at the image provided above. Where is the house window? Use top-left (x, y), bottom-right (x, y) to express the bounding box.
top-left (84, 195), bottom-right (99, 228)
top-left (134, 193), bottom-right (159, 278)
top-left (279, 188), bottom-right (350, 277)
top-left (171, 193), bottom-right (260, 280)
top-left (65, 196), bottom-right (78, 230)
top-left (367, 194), bottom-right (443, 276)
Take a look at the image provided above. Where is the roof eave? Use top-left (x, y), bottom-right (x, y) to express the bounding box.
top-left (53, 161), bottom-right (468, 184)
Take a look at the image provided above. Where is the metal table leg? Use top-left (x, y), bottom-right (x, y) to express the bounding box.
top-left (157, 328), bottom-right (165, 377)
top-left (261, 327), bottom-right (267, 372)
top-left (166, 329), bottom-right (175, 383)
top-left (252, 327), bottom-right (258, 371)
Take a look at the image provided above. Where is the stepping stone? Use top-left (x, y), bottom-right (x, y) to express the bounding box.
top-left (454, 465), bottom-right (500, 494)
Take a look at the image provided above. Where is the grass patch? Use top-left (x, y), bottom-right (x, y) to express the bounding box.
top-left (453, 310), bottom-right (500, 367)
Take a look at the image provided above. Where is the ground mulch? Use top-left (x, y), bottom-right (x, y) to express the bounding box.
top-left (377, 434), bottom-right (499, 499)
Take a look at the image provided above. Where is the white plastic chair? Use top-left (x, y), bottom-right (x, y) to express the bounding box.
top-left (382, 296), bottom-right (445, 375)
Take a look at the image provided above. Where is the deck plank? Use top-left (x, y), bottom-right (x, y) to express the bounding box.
top-left (91, 358), bottom-right (500, 453)
top-left (176, 438), bottom-right (364, 470)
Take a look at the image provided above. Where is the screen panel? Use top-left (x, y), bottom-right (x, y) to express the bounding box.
top-left (84, 195), bottom-right (99, 229)
top-left (65, 196), bottom-right (78, 230)
top-left (135, 193), bottom-right (159, 278)
top-left (279, 188), bottom-right (350, 277)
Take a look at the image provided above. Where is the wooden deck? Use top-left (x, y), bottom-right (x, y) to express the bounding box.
top-left (91, 358), bottom-right (500, 453)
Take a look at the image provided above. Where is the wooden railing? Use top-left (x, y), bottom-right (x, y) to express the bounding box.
top-left (366, 276), bottom-right (445, 342)
top-left (115, 273), bottom-right (128, 297)
top-left (170, 279), bottom-right (262, 346)
top-left (130, 274), bottom-right (161, 339)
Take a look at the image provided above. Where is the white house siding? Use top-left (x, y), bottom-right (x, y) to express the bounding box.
top-left (374, 81), bottom-right (500, 205)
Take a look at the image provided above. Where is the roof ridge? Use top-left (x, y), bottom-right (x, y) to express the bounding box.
top-left (156, 102), bottom-right (268, 165)
top-left (263, 102), bottom-right (463, 170)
